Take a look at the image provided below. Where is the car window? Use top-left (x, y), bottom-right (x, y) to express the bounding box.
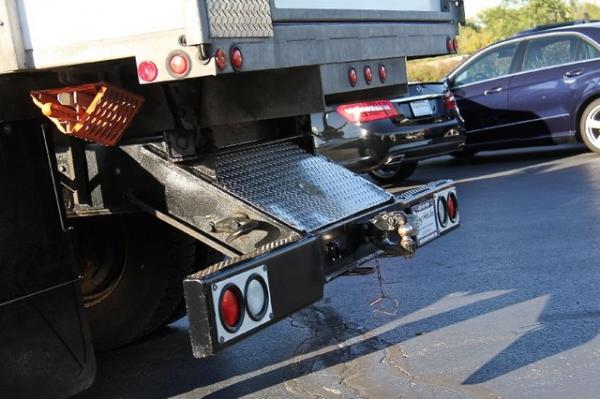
top-left (577, 38), bottom-right (600, 61)
top-left (523, 35), bottom-right (578, 71)
top-left (453, 43), bottom-right (518, 86)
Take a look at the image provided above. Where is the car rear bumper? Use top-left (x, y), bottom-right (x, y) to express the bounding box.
top-left (386, 134), bottom-right (466, 165)
top-left (316, 118), bottom-right (465, 172)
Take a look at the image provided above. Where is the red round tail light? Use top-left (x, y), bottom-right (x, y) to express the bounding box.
top-left (230, 47), bottom-right (243, 71)
top-left (167, 51), bottom-right (191, 78)
top-left (447, 37), bottom-right (456, 53)
top-left (447, 192), bottom-right (458, 222)
top-left (215, 49), bottom-right (228, 71)
top-left (348, 67), bottom-right (358, 87)
top-left (364, 66), bottom-right (373, 85)
top-left (138, 60), bottom-right (158, 82)
top-left (219, 285), bottom-right (244, 332)
top-left (378, 64), bottom-right (387, 83)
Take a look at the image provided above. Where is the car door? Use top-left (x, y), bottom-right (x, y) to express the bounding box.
top-left (507, 34), bottom-right (587, 142)
top-left (449, 41), bottom-right (520, 145)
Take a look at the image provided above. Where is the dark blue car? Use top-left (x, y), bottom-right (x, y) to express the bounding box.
top-left (446, 22), bottom-right (600, 155)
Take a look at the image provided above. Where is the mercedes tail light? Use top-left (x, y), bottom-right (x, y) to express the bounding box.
top-left (337, 100), bottom-right (399, 124)
top-left (444, 91), bottom-right (458, 111)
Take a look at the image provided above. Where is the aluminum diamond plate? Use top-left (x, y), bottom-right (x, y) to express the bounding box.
top-left (206, 0), bottom-right (273, 38)
top-left (213, 142), bottom-right (393, 232)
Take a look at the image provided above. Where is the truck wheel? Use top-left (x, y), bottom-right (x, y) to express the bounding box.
top-left (580, 99), bottom-right (600, 154)
top-left (165, 245), bottom-right (224, 324)
top-left (369, 161), bottom-right (418, 183)
top-left (75, 214), bottom-right (195, 351)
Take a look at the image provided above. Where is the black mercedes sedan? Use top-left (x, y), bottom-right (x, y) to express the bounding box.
top-left (312, 83), bottom-right (466, 182)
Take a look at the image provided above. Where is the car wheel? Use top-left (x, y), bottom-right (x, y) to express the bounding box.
top-left (580, 99), bottom-right (600, 154)
top-left (75, 214), bottom-right (196, 351)
top-left (369, 161), bottom-right (418, 183)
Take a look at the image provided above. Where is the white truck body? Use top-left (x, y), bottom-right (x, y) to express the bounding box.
top-left (1, 0), bottom-right (462, 77)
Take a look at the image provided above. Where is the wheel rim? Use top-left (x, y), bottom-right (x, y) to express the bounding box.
top-left (371, 166), bottom-right (398, 180)
top-left (585, 105), bottom-right (600, 149)
top-left (75, 218), bottom-right (126, 307)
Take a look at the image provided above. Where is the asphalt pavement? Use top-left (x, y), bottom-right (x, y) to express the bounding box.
top-left (78, 144), bottom-right (600, 399)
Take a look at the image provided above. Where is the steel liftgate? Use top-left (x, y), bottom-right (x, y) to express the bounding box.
top-left (102, 137), bottom-right (459, 358)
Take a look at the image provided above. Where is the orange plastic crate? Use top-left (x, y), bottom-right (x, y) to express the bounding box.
top-left (31, 82), bottom-right (144, 146)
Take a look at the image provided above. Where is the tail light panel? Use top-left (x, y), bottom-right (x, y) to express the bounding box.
top-left (211, 264), bottom-right (273, 344)
top-left (434, 187), bottom-right (460, 233)
top-left (337, 100), bottom-right (399, 124)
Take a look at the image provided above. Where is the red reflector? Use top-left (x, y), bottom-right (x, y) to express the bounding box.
top-left (215, 49), bottom-right (228, 71)
top-left (231, 47), bottom-right (243, 71)
top-left (348, 67), bottom-right (358, 87)
top-left (337, 100), bottom-right (399, 124)
top-left (167, 52), bottom-right (190, 78)
top-left (379, 64), bottom-right (387, 83)
top-left (447, 192), bottom-right (458, 221)
top-left (444, 91), bottom-right (458, 111)
top-left (447, 37), bottom-right (456, 53)
top-left (137, 61), bottom-right (158, 82)
top-left (220, 287), bottom-right (242, 330)
top-left (364, 66), bottom-right (373, 85)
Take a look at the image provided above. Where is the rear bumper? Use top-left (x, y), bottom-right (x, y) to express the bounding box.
top-left (184, 180), bottom-right (460, 357)
top-left (387, 135), bottom-right (466, 164)
top-left (316, 118), bottom-right (466, 172)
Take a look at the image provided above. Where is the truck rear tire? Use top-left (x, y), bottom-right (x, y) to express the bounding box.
top-left (74, 214), bottom-right (195, 351)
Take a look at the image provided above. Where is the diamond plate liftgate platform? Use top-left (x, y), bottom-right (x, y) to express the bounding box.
top-left (211, 142), bottom-right (393, 233)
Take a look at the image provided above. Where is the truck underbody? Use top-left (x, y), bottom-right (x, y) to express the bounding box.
top-left (0, 0), bottom-right (464, 395)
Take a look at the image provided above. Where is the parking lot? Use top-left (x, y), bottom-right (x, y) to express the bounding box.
top-left (79, 144), bottom-right (600, 399)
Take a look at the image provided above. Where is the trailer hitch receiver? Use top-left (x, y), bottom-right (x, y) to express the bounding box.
top-left (368, 211), bottom-right (416, 257)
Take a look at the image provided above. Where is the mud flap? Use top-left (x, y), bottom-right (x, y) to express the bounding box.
top-left (0, 122), bottom-right (96, 397)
